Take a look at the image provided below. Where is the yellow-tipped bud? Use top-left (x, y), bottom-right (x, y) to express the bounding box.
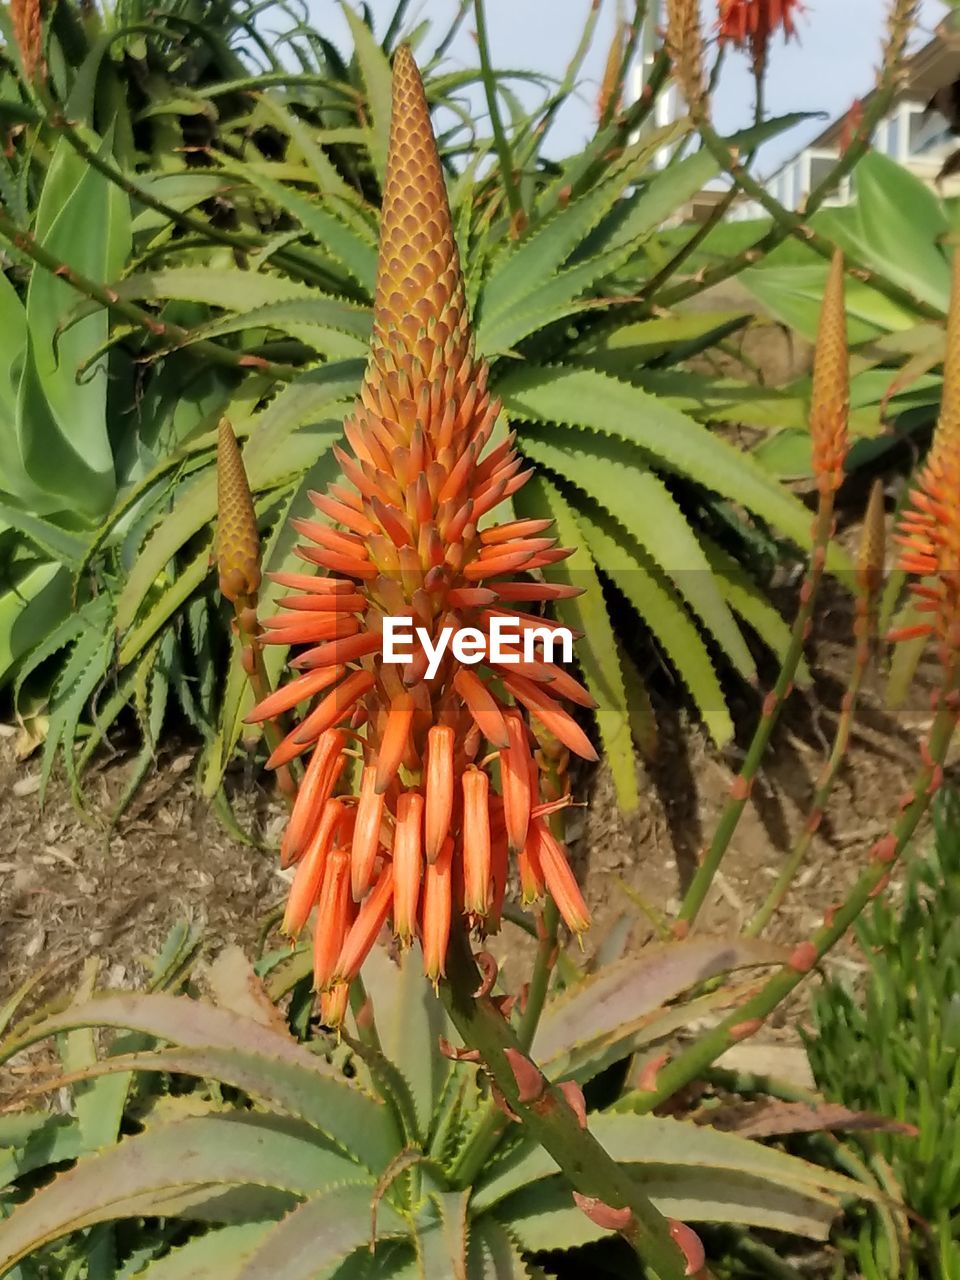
top-left (597, 17), bottom-right (626, 122)
top-left (216, 418), bottom-right (261, 604)
top-left (11, 0), bottom-right (42, 81)
top-left (665, 0), bottom-right (704, 109)
top-left (857, 479), bottom-right (886, 601)
top-left (809, 251), bottom-right (850, 496)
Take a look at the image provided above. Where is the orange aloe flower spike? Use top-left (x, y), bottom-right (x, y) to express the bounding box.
top-left (11, 0), bottom-right (43, 83)
top-left (893, 249), bottom-right (960, 658)
top-left (250, 43), bottom-right (603, 1008)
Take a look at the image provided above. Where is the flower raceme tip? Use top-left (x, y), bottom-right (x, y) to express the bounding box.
top-left (892, 250), bottom-right (960, 660)
top-left (238, 44), bottom-right (595, 1018)
top-left (718, 0), bottom-right (802, 62)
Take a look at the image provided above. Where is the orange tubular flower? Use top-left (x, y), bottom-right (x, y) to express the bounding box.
top-left (718, 0), bottom-right (802, 60)
top-left (891, 255), bottom-right (960, 662)
top-left (250, 45), bottom-right (596, 1019)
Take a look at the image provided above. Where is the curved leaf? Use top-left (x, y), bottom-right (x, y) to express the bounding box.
top-left (128, 1223), bottom-right (275, 1280)
top-left (477, 1112), bottom-right (872, 1243)
top-left (577, 504), bottom-right (733, 745)
top-left (531, 938), bottom-right (787, 1071)
top-left (514, 475), bottom-right (638, 810)
top-left (236, 1182), bottom-right (408, 1280)
top-left (16, 131), bottom-right (131, 520)
top-left (498, 364), bottom-right (818, 553)
top-left (0, 1115), bottom-right (357, 1274)
top-left (0, 993), bottom-right (399, 1172)
top-left (520, 430), bottom-right (754, 678)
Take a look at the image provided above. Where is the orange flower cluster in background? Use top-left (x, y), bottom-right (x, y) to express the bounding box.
top-left (893, 254), bottom-right (960, 662)
top-left (717, 0), bottom-right (802, 56)
top-left (248, 47), bottom-right (595, 1023)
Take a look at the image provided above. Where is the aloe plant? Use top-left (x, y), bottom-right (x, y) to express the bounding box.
top-left (0, 932), bottom-right (892, 1279)
top-left (2, 0), bottom-right (912, 818)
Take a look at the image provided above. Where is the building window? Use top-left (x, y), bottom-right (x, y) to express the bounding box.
top-left (907, 103), bottom-right (933, 155)
top-left (809, 152), bottom-right (838, 194)
top-left (886, 110), bottom-right (902, 160)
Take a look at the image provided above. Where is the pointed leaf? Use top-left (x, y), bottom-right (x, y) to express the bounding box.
top-left (515, 475), bottom-right (638, 809)
top-left (577, 504), bottom-right (734, 745)
top-left (361, 943), bottom-right (456, 1137)
top-left (16, 131), bottom-right (130, 520)
top-left (477, 1112), bottom-right (872, 1241)
top-left (498, 365), bottom-right (819, 553)
top-left (0, 1115), bottom-right (356, 1273)
top-left (532, 938), bottom-right (786, 1078)
top-left (236, 1183), bottom-right (408, 1280)
top-left (126, 1224), bottom-right (275, 1280)
top-left (342, 4), bottom-right (393, 185)
top-left (0, 993), bottom-right (399, 1172)
top-left (416, 1191), bottom-right (469, 1280)
top-left (520, 430), bottom-right (754, 678)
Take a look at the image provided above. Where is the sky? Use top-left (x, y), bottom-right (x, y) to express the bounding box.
top-left (300, 0), bottom-right (949, 174)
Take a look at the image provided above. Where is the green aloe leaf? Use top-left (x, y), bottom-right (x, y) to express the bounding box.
top-left (59, 961), bottom-right (131, 1158)
top-left (477, 1112), bottom-right (874, 1244)
top-left (235, 1182), bottom-right (409, 1280)
top-left (361, 944), bottom-right (457, 1141)
top-left (176, 299), bottom-right (370, 359)
top-left (466, 1220), bottom-right (532, 1280)
top-left (0, 562), bottom-right (71, 688)
top-left (515, 475), bottom-right (638, 810)
top-left (578, 504), bottom-right (733, 745)
top-left (498, 365), bottom-right (820, 554)
top-left (0, 1114), bottom-right (87, 1189)
top-left (415, 1191), bottom-right (470, 1280)
top-left (129, 1223), bottom-right (276, 1280)
top-left (220, 156), bottom-right (377, 293)
top-left (115, 363), bottom-right (359, 635)
top-left (37, 595), bottom-right (114, 799)
top-left (849, 152), bottom-right (950, 312)
top-left (0, 1115), bottom-right (361, 1274)
top-left (477, 121), bottom-right (685, 327)
top-left (342, 4), bottom-right (393, 186)
top-left (700, 535), bottom-right (811, 684)
top-left (100, 267), bottom-right (371, 341)
top-left (741, 263), bottom-right (916, 344)
top-left (16, 131), bottom-right (131, 521)
top-left (0, 993), bottom-right (400, 1172)
top-left (531, 938), bottom-right (785, 1081)
top-left (520, 430), bottom-right (754, 679)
